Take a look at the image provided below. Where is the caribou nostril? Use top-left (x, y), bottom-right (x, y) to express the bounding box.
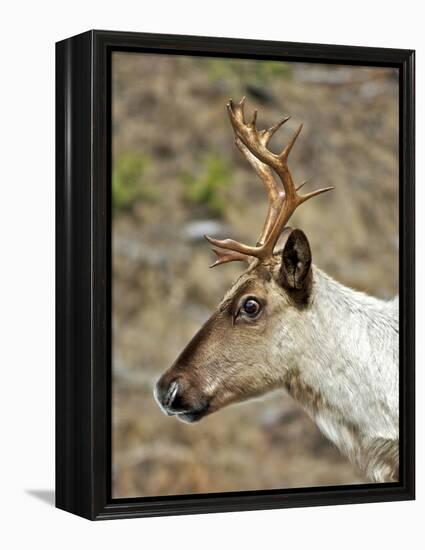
top-left (164, 380), bottom-right (180, 409)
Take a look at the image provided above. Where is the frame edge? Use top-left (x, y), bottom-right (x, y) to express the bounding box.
top-left (56, 30), bottom-right (97, 520)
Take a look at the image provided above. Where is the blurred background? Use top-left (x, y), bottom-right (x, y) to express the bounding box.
top-left (112, 52), bottom-right (399, 498)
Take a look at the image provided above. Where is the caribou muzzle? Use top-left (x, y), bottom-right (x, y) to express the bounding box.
top-left (154, 373), bottom-right (210, 423)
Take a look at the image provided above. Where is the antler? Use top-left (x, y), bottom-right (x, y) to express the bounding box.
top-left (205, 98), bottom-right (333, 267)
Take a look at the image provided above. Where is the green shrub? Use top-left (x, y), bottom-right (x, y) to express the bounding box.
top-left (182, 154), bottom-right (232, 218)
top-left (112, 152), bottom-right (157, 214)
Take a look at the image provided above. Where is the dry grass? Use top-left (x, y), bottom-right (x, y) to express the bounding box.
top-left (112, 53), bottom-right (398, 498)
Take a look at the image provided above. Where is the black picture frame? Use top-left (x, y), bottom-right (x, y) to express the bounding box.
top-left (56, 29), bottom-right (415, 520)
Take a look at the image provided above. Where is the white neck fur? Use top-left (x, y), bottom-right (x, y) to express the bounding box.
top-left (276, 266), bottom-right (399, 481)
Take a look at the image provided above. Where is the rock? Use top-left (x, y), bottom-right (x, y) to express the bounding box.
top-left (182, 220), bottom-right (231, 242)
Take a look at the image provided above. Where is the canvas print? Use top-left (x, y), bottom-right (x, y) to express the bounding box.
top-left (112, 53), bottom-right (399, 498)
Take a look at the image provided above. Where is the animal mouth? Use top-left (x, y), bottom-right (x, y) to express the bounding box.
top-left (154, 378), bottom-right (211, 422)
top-left (173, 403), bottom-right (210, 423)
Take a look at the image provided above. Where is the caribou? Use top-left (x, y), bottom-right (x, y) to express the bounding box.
top-left (155, 98), bottom-right (399, 483)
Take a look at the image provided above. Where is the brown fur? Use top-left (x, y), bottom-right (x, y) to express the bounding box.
top-left (283, 367), bottom-right (325, 414)
top-left (157, 234), bottom-right (315, 420)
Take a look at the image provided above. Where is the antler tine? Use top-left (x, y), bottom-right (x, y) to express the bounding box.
top-left (228, 96), bottom-right (247, 125)
top-left (204, 234), bottom-right (260, 258)
top-left (296, 178), bottom-right (311, 192)
top-left (260, 115), bottom-right (291, 147)
top-left (298, 186), bottom-right (335, 204)
top-left (281, 123), bottom-right (303, 160)
top-left (208, 245), bottom-right (250, 268)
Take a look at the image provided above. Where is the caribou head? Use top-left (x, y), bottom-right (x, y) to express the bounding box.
top-left (155, 98), bottom-right (333, 423)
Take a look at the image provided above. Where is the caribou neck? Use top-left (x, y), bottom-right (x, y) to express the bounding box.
top-left (279, 266), bottom-right (399, 480)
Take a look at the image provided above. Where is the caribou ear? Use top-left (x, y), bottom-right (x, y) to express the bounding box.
top-left (278, 229), bottom-right (312, 291)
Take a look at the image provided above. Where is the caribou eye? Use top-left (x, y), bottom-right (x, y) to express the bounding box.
top-left (241, 297), bottom-right (262, 317)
